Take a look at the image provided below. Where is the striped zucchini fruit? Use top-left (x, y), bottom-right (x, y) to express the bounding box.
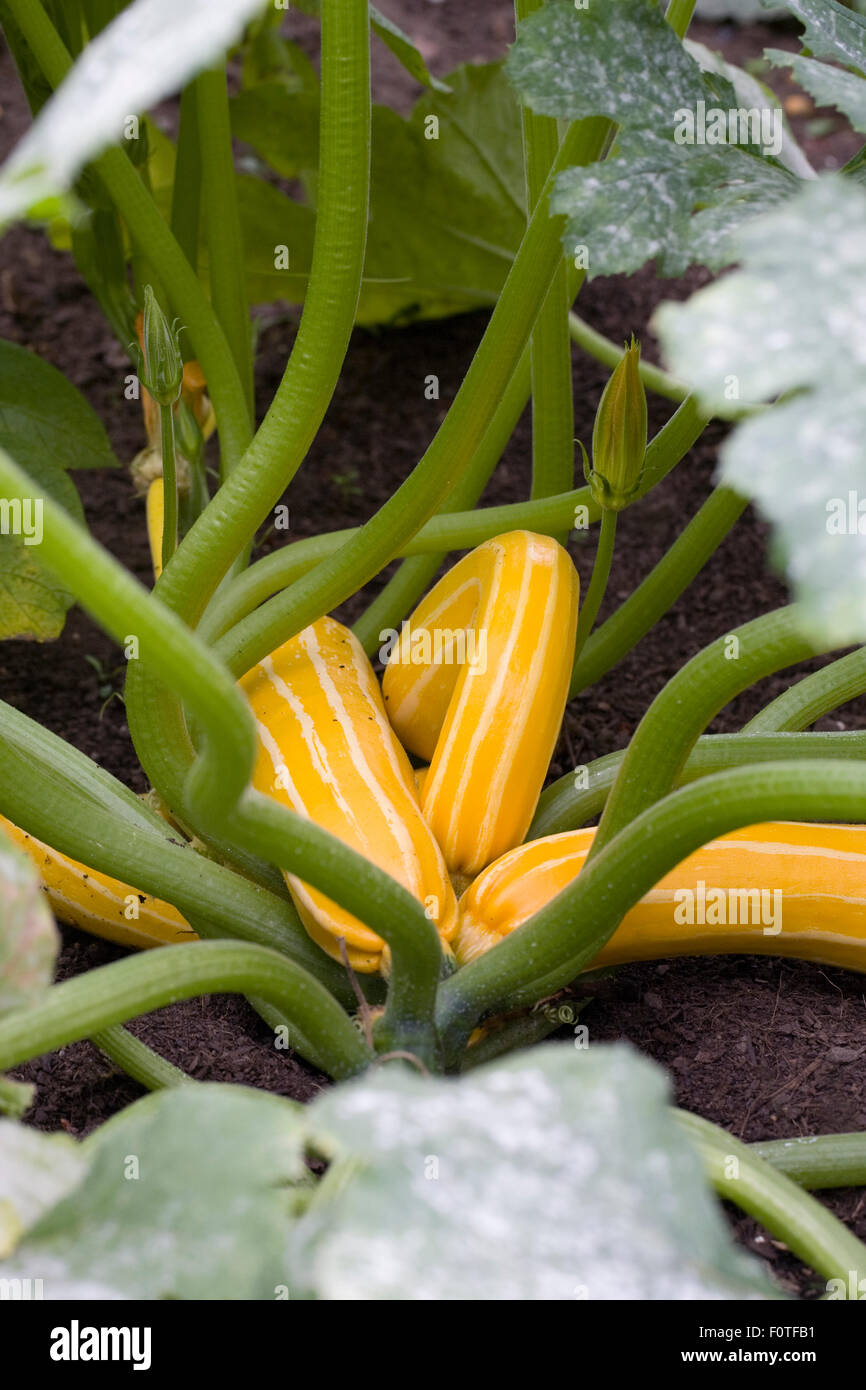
top-left (239, 616), bottom-right (458, 973)
top-left (454, 822), bottom-right (866, 974)
top-left (382, 531), bottom-right (580, 876)
top-left (0, 814), bottom-right (193, 951)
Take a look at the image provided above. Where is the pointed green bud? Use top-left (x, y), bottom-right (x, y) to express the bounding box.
top-left (138, 285), bottom-right (183, 407)
top-left (586, 337), bottom-right (647, 511)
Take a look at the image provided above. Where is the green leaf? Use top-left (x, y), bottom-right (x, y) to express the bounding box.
top-left (0, 1123), bottom-right (86, 1260)
top-left (0, 0), bottom-right (273, 227)
top-left (5, 1085), bottom-right (311, 1300)
top-left (290, 1045), bottom-right (776, 1300)
top-left (768, 0), bottom-right (866, 72)
top-left (0, 449), bottom-right (84, 641)
top-left (232, 65), bottom-right (526, 325)
top-left (369, 5), bottom-right (450, 94)
top-left (551, 132), bottom-right (797, 278)
top-left (0, 825), bottom-right (59, 1019)
top-left (506, 0), bottom-right (726, 131)
top-left (686, 38), bottom-right (815, 178)
top-left (766, 51), bottom-right (866, 134)
top-left (0, 1050), bottom-right (779, 1301)
top-left (654, 175), bottom-right (866, 646)
top-left (0, 339), bottom-right (117, 472)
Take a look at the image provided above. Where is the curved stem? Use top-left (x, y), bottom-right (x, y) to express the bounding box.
top-left (571, 485), bottom-right (747, 698)
top-left (749, 1132), bottom-right (866, 1191)
top-left (92, 1025), bottom-right (192, 1090)
top-left (216, 116), bottom-right (611, 682)
top-left (529, 730), bottom-right (866, 838)
top-left (437, 759), bottom-right (866, 1054)
top-left (743, 647), bottom-right (866, 734)
top-left (0, 942), bottom-right (372, 1081)
top-left (572, 507), bottom-right (616, 667)
top-left (589, 606), bottom-right (822, 862)
top-left (678, 1111), bottom-right (866, 1291)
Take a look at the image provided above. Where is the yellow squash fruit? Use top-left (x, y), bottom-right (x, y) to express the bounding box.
top-left (146, 476), bottom-right (165, 580)
top-left (239, 616), bottom-right (459, 973)
top-left (382, 531), bottom-right (580, 876)
top-left (0, 814), bottom-right (194, 951)
top-left (454, 822), bottom-right (866, 974)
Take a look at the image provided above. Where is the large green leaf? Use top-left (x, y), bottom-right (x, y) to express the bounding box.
top-left (290, 1045), bottom-right (774, 1300)
top-left (551, 133), bottom-right (797, 278)
top-left (4, 1086), bottom-right (311, 1300)
top-left (0, 1048), bottom-right (778, 1300)
top-left (0, 826), bottom-right (58, 1019)
top-left (232, 63), bottom-right (525, 325)
top-left (654, 175), bottom-right (866, 646)
top-left (506, 0), bottom-right (725, 130)
top-left (0, 1124), bottom-right (85, 1261)
top-left (507, 0), bottom-right (804, 281)
top-left (0, 339), bottom-right (117, 473)
top-left (0, 341), bottom-right (101, 639)
top-left (0, 0), bottom-right (271, 226)
top-left (767, 0), bottom-right (866, 71)
top-left (765, 50), bottom-right (866, 134)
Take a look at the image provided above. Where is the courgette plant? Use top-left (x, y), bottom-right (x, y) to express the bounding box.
top-left (1, 0), bottom-right (866, 1299)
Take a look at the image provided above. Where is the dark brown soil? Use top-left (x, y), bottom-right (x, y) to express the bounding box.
top-left (1, 4), bottom-right (865, 1298)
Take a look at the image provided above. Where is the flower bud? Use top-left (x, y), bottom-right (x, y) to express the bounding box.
top-left (586, 337), bottom-right (647, 511)
top-left (138, 285), bottom-right (183, 407)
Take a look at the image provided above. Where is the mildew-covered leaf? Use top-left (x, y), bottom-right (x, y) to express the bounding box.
top-left (289, 1044), bottom-right (776, 1300)
top-left (0, 824), bottom-right (58, 1016)
top-left (552, 133), bottom-right (797, 279)
top-left (506, 0), bottom-right (726, 132)
top-left (655, 176), bottom-right (866, 646)
top-left (765, 51), bottom-right (866, 135)
top-left (0, 1123), bottom-right (86, 1260)
top-left (767, 0), bottom-right (866, 72)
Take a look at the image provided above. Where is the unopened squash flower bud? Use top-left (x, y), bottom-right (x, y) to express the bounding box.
top-left (138, 285), bottom-right (183, 407)
top-left (584, 337), bottom-right (647, 512)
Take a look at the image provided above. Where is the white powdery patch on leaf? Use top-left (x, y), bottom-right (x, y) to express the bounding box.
top-left (290, 1043), bottom-right (774, 1301)
top-left (655, 176), bottom-right (866, 645)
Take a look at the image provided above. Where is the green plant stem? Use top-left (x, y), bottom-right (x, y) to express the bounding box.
top-left (589, 606), bottom-right (821, 862)
top-left (170, 83), bottom-right (202, 275)
top-left (195, 64), bottom-right (254, 432)
top-left (570, 485), bottom-right (747, 698)
top-left (569, 312), bottom-right (688, 402)
top-left (458, 1008), bottom-right (575, 1072)
top-left (0, 942), bottom-right (371, 1082)
top-left (92, 1025), bottom-right (192, 1090)
top-left (749, 1132), bottom-right (866, 1190)
top-left (204, 391), bottom-right (704, 653)
top-left (516, 0), bottom-right (573, 510)
top-left (528, 730), bottom-right (866, 838)
top-left (665, 0), bottom-right (698, 38)
top-left (159, 401), bottom-right (178, 570)
top-left (219, 362), bottom-right (701, 682)
top-left (437, 759), bottom-right (866, 1056)
top-left (5, 0), bottom-right (252, 473)
top-left (743, 647), bottom-right (866, 733)
top-left (572, 508), bottom-right (616, 668)
top-left (211, 117), bottom-right (609, 686)
top-left (350, 344), bottom-right (534, 655)
top-left (678, 1111), bottom-right (866, 1291)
